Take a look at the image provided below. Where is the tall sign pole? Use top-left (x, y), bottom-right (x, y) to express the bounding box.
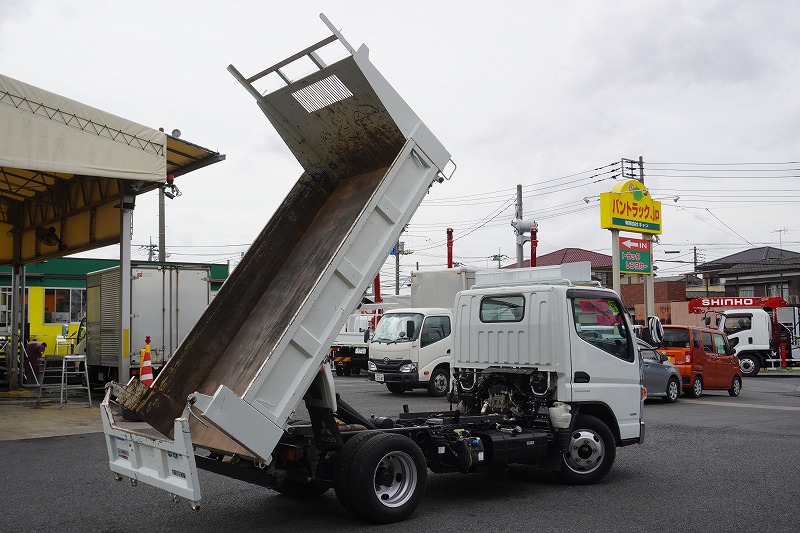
top-left (599, 175), bottom-right (662, 323)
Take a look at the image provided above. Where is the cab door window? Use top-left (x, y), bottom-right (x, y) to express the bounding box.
top-left (701, 331), bottom-right (714, 352)
top-left (572, 297), bottom-right (632, 361)
top-left (712, 333), bottom-right (727, 355)
top-left (420, 316), bottom-right (451, 348)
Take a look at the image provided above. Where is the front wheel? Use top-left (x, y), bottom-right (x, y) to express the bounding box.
top-left (728, 375), bottom-right (742, 397)
top-left (663, 377), bottom-right (680, 403)
top-left (427, 367), bottom-right (450, 397)
top-left (555, 414), bottom-right (616, 485)
top-left (739, 355), bottom-right (760, 377)
top-left (346, 433), bottom-right (427, 523)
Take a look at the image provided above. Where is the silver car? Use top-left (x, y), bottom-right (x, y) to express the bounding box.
top-left (639, 339), bottom-right (681, 403)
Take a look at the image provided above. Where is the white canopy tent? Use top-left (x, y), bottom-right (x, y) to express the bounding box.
top-left (0, 73), bottom-right (223, 389)
top-left (0, 73), bottom-right (166, 182)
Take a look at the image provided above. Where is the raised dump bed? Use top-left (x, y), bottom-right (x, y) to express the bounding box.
top-left (109, 15), bottom-right (451, 462)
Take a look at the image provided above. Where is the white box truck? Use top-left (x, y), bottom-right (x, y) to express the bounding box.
top-left (85, 263), bottom-right (211, 383)
top-left (99, 17), bottom-right (643, 524)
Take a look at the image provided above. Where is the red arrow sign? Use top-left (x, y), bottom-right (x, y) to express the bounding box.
top-left (620, 237), bottom-right (650, 251)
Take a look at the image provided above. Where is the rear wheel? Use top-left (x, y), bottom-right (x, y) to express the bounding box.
top-left (342, 364), bottom-right (352, 377)
top-left (427, 367), bottom-right (449, 397)
top-left (739, 355), bottom-right (760, 377)
top-left (686, 374), bottom-right (703, 398)
top-left (662, 377), bottom-right (680, 403)
top-left (334, 431), bottom-right (380, 514)
top-left (728, 375), bottom-right (742, 397)
top-left (555, 414), bottom-right (616, 485)
top-left (386, 383), bottom-right (406, 395)
top-left (347, 433), bottom-right (427, 523)
top-left (335, 366), bottom-right (344, 377)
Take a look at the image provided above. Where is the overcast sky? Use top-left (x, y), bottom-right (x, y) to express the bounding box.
top-left (2, 0), bottom-right (799, 289)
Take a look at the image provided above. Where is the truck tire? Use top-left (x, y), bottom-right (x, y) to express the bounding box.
top-left (555, 414), bottom-right (616, 485)
top-left (274, 478), bottom-right (329, 498)
top-left (347, 433), bottom-right (427, 523)
top-left (739, 355), bottom-right (760, 377)
top-left (335, 366), bottom-right (344, 377)
top-left (334, 431), bottom-right (380, 514)
top-left (728, 375), bottom-right (742, 397)
top-left (343, 364), bottom-right (352, 377)
top-left (427, 367), bottom-right (449, 397)
top-left (686, 374), bottom-right (703, 398)
top-left (386, 383), bottom-right (406, 394)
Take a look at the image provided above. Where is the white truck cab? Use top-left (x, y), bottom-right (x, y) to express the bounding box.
top-left (367, 307), bottom-right (453, 396)
top-left (453, 281), bottom-right (645, 449)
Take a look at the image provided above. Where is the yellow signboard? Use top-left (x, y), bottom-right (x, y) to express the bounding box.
top-left (599, 180), bottom-right (662, 234)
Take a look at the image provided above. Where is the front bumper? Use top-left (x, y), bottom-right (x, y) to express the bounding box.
top-left (367, 370), bottom-right (420, 386)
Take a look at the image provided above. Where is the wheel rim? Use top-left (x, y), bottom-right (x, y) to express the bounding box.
top-left (732, 377), bottom-right (741, 395)
top-left (668, 379), bottom-right (679, 401)
top-left (564, 429), bottom-right (605, 474)
top-left (693, 377), bottom-right (702, 396)
top-left (740, 359), bottom-right (755, 375)
top-left (372, 451), bottom-right (418, 507)
top-left (433, 372), bottom-right (448, 393)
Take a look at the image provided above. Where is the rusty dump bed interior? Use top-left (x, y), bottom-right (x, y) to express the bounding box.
top-left (114, 45), bottom-right (431, 455)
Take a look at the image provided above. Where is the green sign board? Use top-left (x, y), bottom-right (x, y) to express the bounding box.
top-left (619, 237), bottom-right (651, 274)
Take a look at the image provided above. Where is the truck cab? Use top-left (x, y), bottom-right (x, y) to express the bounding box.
top-left (367, 308), bottom-right (452, 396)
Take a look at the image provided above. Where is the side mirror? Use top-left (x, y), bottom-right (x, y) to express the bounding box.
top-left (363, 329), bottom-right (370, 343)
top-left (406, 320), bottom-right (415, 339)
top-left (728, 337), bottom-right (739, 350)
top-left (704, 316), bottom-right (711, 327)
top-left (647, 316), bottom-right (664, 346)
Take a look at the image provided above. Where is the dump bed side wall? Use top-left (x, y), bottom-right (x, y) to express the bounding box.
top-left (118, 36), bottom-right (450, 451)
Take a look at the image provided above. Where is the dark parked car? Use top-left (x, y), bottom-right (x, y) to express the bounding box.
top-left (639, 339), bottom-right (681, 403)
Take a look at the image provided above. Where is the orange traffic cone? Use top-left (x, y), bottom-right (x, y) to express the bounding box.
top-left (140, 336), bottom-right (153, 387)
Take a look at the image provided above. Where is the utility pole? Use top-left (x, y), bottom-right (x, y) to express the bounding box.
top-left (638, 156), bottom-right (654, 320)
top-left (515, 185), bottom-right (524, 267)
top-left (158, 187), bottom-right (166, 262)
top-left (491, 248), bottom-right (504, 269)
top-left (512, 184), bottom-right (537, 268)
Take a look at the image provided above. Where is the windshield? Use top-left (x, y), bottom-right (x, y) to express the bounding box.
top-left (372, 313), bottom-right (423, 343)
top-left (662, 328), bottom-right (690, 348)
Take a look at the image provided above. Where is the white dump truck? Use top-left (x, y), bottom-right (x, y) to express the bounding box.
top-left (101, 16), bottom-right (644, 524)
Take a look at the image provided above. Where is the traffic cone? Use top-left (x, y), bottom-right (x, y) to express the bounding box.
top-left (140, 336), bottom-right (153, 387)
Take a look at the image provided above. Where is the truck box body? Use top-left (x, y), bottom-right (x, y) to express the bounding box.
top-left (410, 267), bottom-right (476, 309)
top-left (86, 264), bottom-right (211, 372)
top-left (109, 18), bottom-right (450, 464)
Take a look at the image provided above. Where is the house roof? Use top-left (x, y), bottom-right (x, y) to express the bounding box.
top-left (697, 246), bottom-right (800, 272)
top-left (720, 256), bottom-right (800, 276)
top-left (504, 247), bottom-right (612, 269)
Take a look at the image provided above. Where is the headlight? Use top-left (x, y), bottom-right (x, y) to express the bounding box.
top-left (400, 363), bottom-right (417, 373)
top-left (367, 360), bottom-right (377, 371)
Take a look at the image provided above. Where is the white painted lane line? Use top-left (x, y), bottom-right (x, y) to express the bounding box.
top-left (680, 399), bottom-right (800, 412)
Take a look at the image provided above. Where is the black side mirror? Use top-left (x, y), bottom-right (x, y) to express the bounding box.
top-left (363, 329), bottom-right (370, 343)
top-left (406, 320), bottom-right (415, 339)
top-left (704, 316), bottom-right (711, 327)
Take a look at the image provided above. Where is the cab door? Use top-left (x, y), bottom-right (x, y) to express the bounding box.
top-left (713, 332), bottom-right (736, 389)
top-left (700, 330), bottom-right (718, 388)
